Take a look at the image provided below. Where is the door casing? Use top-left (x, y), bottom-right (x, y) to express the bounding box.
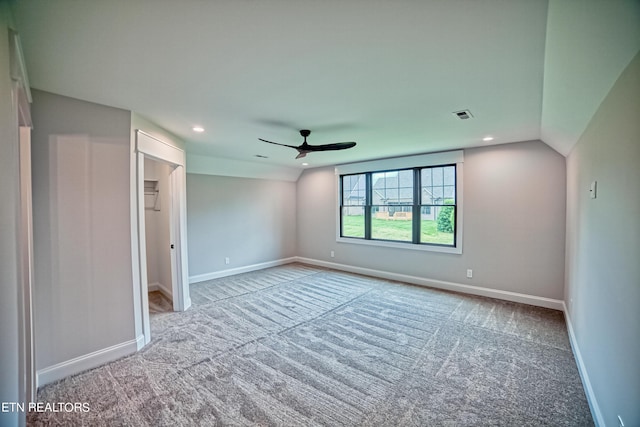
top-left (131, 130), bottom-right (190, 347)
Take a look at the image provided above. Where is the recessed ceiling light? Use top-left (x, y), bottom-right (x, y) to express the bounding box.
top-left (302, 162), bottom-right (309, 166)
top-left (192, 126), bottom-right (205, 133)
top-left (482, 136), bottom-right (494, 142)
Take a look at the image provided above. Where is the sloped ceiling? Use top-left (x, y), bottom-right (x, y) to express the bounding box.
top-left (13, 0), bottom-right (639, 171)
top-left (542, 0), bottom-right (640, 156)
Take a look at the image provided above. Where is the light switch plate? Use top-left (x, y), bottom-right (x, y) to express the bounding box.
top-left (590, 181), bottom-right (597, 199)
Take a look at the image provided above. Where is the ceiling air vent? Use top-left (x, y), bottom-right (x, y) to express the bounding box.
top-left (453, 109), bottom-right (473, 120)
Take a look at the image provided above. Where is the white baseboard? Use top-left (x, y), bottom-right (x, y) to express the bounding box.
top-left (148, 281), bottom-right (172, 300)
top-left (563, 303), bottom-right (604, 427)
top-left (189, 257), bottom-right (297, 284)
top-left (295, 257), bottom-right (564, 311)
top-left (37, 337), bottom-right (141, 388)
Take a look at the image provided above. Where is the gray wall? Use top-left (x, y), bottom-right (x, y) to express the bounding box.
top-left (297, 140), bottom-right (566, 299)
top-left (132, 112), bottom-right (186, 153)
top-left (187, 174), bottom-right (297, 277)
top-left (0, 3), bottom-right (21, 426)
top-left (31, 90), bottom-right (135, 369)
top-left (565, 52), bottom-right (639, 427)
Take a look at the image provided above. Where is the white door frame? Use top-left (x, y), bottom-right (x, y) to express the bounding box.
top-left (18, 126), bottom-right (35, 404)
top-left (11, 27), bottom-right (36, 411)
top-left (169, 165), bottom-right (189, 310)
top-left (132, 130), bottom-right (190, 347)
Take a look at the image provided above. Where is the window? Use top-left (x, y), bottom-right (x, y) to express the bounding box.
top-left (371, 169), bottom-right (414, 242)
top-left (340, 173), bottom-right (366, 238)
top-left (420, 165), bottom-right (456, 246)
top-left (338, 163), bottom-right (459, 250)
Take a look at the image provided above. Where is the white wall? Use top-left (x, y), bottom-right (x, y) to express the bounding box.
top-left (565, 52), bottom-right (639, 427)
top-left (144, 157), bottom-right (173, 296)
top-left (187, 174), bottom-right (297, 279)
top-left (30, 90), bottom-right (135, 371)
top-left (297, 140), bottom-right (566, 300)
top-left (0, 3), bottom-right (22, 426)
top-left (187, 152), bottom-right (302, 182)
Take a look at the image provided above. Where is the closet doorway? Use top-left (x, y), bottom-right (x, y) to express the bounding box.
top-left (143, 157), bottom-right (174, 314)
top-left (133, 130), bottom-right (190, 347)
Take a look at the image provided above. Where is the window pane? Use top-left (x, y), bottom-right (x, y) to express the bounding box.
top-left (371, 206), bottom-right (412, 242)
top-left (421, 166), bottom-right (456, 205)
top-left (372, 170), bottom-right (413, 205)
top-left (386, 187), bottom-right (399, 201)
top-left (443, 185), bottom-right (455, 201)
top-left (342, 174), bottom-right (366, 205)
top-left (443, 166), bottom-right (455, 185)
top-left (432, 167), bottom-right (443, 185)
top-left (423, 169), bottom-right (432, 186)
top-left (432, 186), bottom-right (443, 201)
top-left (420, 206), bottom-right (454, 245)
top-left (341, 206), bottom-right (364, 238)
top-left (399, 187), bottom-right (413, 200)
top-left (371, 171), bottom-right (388, 204)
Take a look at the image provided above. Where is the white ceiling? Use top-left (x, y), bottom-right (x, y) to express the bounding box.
top-left (13, 0), bottom-right (638, 170)
top-left (541, 0), bottom-right (640, 156)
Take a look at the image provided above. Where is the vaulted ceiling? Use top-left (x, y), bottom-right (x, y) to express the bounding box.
top-left (13, 0), bottom-right (640, 170)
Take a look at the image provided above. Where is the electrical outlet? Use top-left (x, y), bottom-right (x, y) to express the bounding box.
top-left (466, 269), bottom-right (473, 279)
top-left (225, 257), bottom-right (230, 265)
top-left (330, 250), bottom-right (335, 258)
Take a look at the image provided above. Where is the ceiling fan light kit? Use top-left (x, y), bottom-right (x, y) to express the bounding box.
top-left (259, 129), bottom-right (356, 159)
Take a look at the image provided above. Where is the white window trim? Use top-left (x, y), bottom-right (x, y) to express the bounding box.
top-left (335, 150), bottom-right (464, 255)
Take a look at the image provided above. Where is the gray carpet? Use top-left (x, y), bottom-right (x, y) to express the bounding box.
top-left (29, 263), bottom-right (593, 426)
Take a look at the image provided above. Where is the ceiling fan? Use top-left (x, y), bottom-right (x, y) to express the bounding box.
top-left (259, 129), bottom-right (356, 159)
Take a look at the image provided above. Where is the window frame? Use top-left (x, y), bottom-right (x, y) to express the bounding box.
top-left (335, 151), bottom-right (463, 254)
top-left (419, 164), bottom-right (457, 247)
top-left (339, 172), bottom-right (368, 240)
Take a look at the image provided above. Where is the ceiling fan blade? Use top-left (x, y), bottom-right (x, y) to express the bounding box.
top-left (307, 142), bottom-right (357, 151)
top-left (260, 131), bottom-right (356, 158)
top-left (258, 138), bottom-right (299, 149)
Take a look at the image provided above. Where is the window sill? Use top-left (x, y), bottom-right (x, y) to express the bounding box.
top-left (336, 237), bottom-right (462, 254)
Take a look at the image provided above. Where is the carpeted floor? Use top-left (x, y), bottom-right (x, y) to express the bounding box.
top-left (29, 263), bottom-right (593, 426)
